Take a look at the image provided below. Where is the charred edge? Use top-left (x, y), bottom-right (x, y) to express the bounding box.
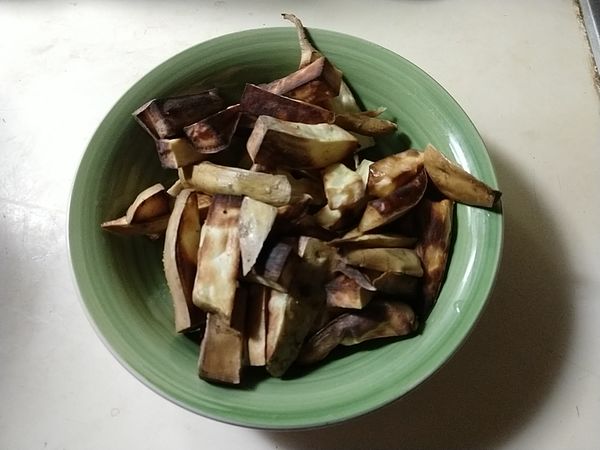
top-left (371, 169), bottom-right (427, 214)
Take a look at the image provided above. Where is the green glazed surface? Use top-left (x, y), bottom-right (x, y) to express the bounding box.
top-left (68, 28), bottom-right (503, 429)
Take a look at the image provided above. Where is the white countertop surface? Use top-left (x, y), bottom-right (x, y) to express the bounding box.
top-left (1, 0), bottom-right (599, 448)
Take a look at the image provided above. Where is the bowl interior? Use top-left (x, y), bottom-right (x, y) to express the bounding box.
top-left (69, 28), bottom-right (502, 429)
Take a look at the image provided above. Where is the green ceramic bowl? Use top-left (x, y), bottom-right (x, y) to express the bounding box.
top-left (69, 28), bottom-right (502, 429)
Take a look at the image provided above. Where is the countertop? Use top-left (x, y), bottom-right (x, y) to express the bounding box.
top-left (1, 1), bottom-right (599, 448)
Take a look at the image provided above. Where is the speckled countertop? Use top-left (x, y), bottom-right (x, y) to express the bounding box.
top-left (1, 1), bottom-right (599, 449)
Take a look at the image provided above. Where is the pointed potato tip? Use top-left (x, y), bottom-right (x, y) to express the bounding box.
top-left (492, 190), bottom-right (502, 207)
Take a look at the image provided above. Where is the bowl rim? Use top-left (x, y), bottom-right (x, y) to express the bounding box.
top-left (68, 26), bottom-right (503, 430)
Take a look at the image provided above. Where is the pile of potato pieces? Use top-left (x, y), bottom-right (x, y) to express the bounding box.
top-left (101, 14), bottom-right (501, 384)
